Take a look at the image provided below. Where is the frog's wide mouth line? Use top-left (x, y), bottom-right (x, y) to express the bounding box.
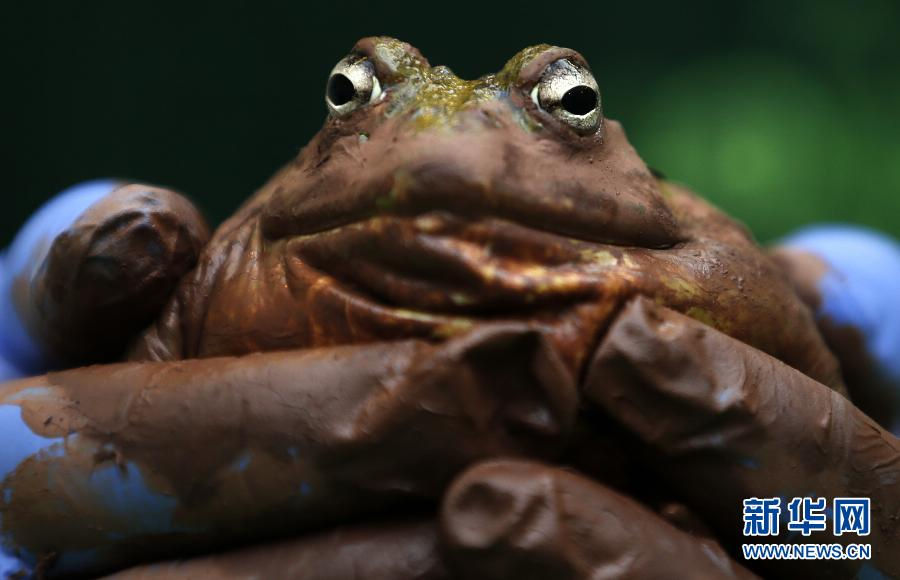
top-left (261, 144), bottom-right (684, 251)
top-left (285, 212), bottom-right (627, 316)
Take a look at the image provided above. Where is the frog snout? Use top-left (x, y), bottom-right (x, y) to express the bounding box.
top-left (262, 127), bottom-right (680, 248)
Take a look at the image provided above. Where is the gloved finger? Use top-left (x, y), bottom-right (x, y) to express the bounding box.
top-left (0, 258), bottom-right (13, 382)
top-left (441, 459), bottom-right (757, 580)
top-left (102, 521), bottom-right (447, 580)
top-left (771, 226), bottom-right (900, 432)
top-left (1, 179), bottom-right (120, 376)
top-left (584, 296), bottom-right (900, 579)
top-left (19, 183), bottom-right (209, 367)
top-left (0, 323), bottom-right (576, 577)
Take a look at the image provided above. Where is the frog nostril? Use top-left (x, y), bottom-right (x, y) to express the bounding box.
top-left (327, 74), bottom-right (356, 106)
top-left (561, 86), bottom-right (598, 116)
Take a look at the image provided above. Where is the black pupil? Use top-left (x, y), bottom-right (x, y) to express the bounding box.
top-left (327, 73), bottom-right (356, 106)
top-left (561, 85), bottom-right (597, 115)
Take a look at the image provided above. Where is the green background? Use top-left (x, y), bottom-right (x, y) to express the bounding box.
top-left (3, 0), bottom-right (899, 246)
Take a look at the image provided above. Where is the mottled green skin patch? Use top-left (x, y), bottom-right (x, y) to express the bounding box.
top-left (627, 202), bottom-right (647, 215)
top-left (579, 249), bottom-right (618, 268)
top-left (657, 181), bottom-right (677, 200)
top-left (366, 37), bottom-right (552, 130)
top-left (433, 318), bottom-right (476, 339)
top-left (685, 306), bottom-right (716, 327)
top-left (374, 195), bottom-right (394, 210)
top-left (662, 276), bottom-right (701, 300)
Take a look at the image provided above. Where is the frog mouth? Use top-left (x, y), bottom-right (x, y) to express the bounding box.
top-left (288, 211), bottom-right (624, 315)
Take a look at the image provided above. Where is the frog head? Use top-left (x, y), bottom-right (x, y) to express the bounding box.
top-left (139, 37), bottom-right (843, 392)
top-left (263, 37), bottom-right (680, 250)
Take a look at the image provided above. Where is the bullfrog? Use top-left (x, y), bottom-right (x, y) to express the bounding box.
top-left (6, 37), bottom-right (894, 579)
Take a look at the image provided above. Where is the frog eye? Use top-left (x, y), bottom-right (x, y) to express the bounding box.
top-left (325, 56), bottom-right (383, 117)
top-left (530, 59), bottom-right (601, 135)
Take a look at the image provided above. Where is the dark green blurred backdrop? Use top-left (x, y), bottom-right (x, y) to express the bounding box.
top-left (3, 0), bottom-right (899, 246)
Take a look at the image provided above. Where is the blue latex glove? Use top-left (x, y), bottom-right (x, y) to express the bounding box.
top-left (1, 180), bottom-right (120, 577)
top-left (780, 225), bottom-right (900, 432)
top-left (0, 260), bottom-right (16, 382)
top-left (1, 179), bottom-right (212, 578)
top-left (0, 180), bottom-right (119, 381)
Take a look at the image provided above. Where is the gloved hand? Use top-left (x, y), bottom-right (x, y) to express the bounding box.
top-left (1, 179), bottom-right (119, 379)
top-left (2, 299), bottom-right (899, 579)
top-left (0, 180), bottom-right (208, 380)
top-left (774, 226), bottom-right (900, 434)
